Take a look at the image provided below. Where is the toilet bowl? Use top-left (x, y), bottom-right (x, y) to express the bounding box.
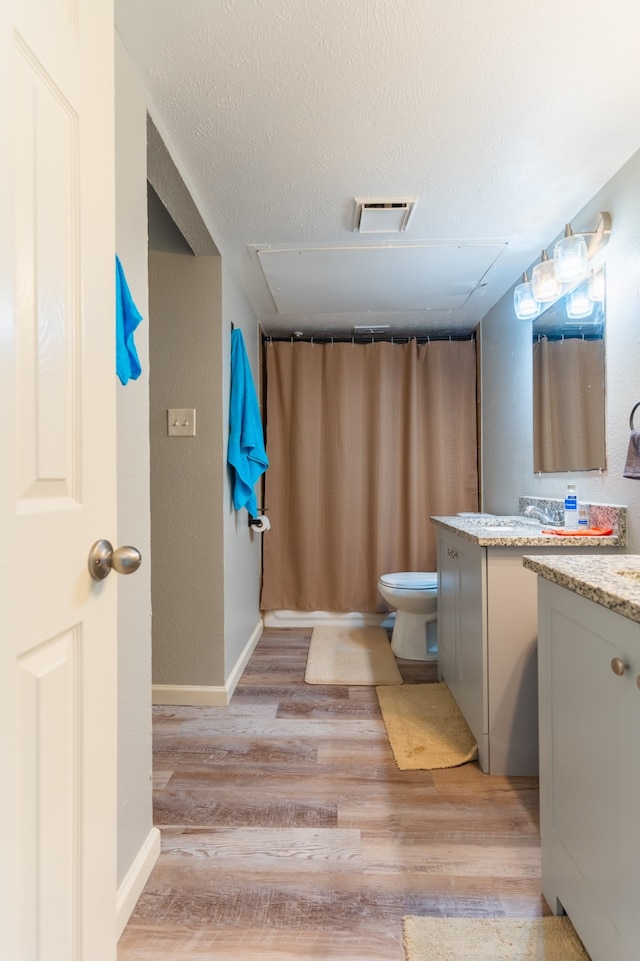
top-left (377, 572), bottom-right (438, 661)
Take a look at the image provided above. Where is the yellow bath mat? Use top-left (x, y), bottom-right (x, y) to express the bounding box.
top-left (402, 916), bottom-right (591, 961)
top-left (376, 681), bottom-right (478, 769)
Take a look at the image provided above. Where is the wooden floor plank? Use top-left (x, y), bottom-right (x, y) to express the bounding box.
top-left (119, 627), bottom-right (543, 961)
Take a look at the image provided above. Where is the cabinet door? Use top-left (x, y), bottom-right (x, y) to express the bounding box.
top-left (437, 530), bottom-right (487, 767)
top-left (538, 579), bottom-right (640, 961)
top-left (454, 538), bottom-right (486, 757)
top-left (437, 531), bottom-right (458, 683)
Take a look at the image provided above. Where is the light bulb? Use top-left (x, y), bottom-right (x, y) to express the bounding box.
top-left (554, 224), bottom-right (588, 284)
top-left (588, 267), bottom-right (605, 302)
top-left (513, 273), bottom-right (541, 319)
top-left (566, 286), bottom-right (593, 319)
top-left (532, 250), bottom-right (562, 303)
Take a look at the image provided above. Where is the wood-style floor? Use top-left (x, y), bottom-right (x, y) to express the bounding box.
top-left (118, 627), bottom-right (544, 960)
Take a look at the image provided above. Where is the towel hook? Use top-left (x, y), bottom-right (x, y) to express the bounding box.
top-left (629, 402), bottom-right (640, 430)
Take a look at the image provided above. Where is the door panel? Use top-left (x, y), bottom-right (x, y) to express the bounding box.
top-left (1, 0), bottom-right (117, 958)
top-left (14, 35), bottom-right (80, 504)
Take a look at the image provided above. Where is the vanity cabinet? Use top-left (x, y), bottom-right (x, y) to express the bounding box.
top-left (537, 579), bottom-right (640, 961)
top-left (436, 527), bottom-right (540, 775)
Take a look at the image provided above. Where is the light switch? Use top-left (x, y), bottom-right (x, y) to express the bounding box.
top-left (167, 408), bottom-right (196, 436)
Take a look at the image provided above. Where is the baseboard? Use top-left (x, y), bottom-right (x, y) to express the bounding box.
top-left (152, 619), bottom-right (263, 706)
top-left (224, 619), bottom-right (263, 695)
top-left (263, 609), bottom-right (395, 629)
top-left (116, 826), bottom-right (161, 938)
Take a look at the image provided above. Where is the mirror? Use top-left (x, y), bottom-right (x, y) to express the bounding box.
top-left (532, 270), bottom-right (606, 472)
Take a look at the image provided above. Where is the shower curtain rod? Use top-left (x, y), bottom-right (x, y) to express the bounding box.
top-left (263, 332), bottom-right (476, 345)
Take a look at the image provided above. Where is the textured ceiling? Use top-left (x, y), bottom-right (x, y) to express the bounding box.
top-left (116, 0), bottom-right (640, 336)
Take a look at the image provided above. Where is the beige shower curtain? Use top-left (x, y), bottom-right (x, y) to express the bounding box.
top-left (533, 336), bottom-right (605, 473)
top-left (261, 338), bottom-right (478, 613)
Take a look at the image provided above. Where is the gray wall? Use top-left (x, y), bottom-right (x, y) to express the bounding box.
top-left (481, 146), bottom-right (640, 551)
top-left (114, 35), bottom-right (153, 886)
top-left (222, 270), bottom-right (265, 669)
top-left (149, 250), bottom-right (227, 685)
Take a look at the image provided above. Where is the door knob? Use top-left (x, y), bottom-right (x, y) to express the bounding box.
top-left (88, 539), bottom-right (142, 581)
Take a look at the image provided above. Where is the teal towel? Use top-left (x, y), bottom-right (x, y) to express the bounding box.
top-left (228, 328), bottom-right (269, 516)
top-left (116, 255), bottom-right (143, 385)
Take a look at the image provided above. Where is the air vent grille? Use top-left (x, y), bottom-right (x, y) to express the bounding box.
top-left (354, 196), bottom-right (417, 233)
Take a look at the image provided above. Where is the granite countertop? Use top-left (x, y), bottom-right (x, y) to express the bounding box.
top-left (522, 554), bottom-right (640, 624)
top-left (431, 515), bottom-right (623, 548)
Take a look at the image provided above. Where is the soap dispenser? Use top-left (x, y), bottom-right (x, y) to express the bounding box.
top-left (564, 484), bottom-right (578, 530)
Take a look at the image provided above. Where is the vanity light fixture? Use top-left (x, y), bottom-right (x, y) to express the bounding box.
top-left (513, 272), bottom-right (541, 320)
top-left (531, 249), bottom-right (562, 304)
top-left (514, 212), bottom-right (611, 319)
top-left (553, 223), bottom-right (589, 284)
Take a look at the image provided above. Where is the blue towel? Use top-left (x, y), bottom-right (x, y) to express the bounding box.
top-left (115, 255), bottom-right (143, 385)
top-left (228, 328), bottom-right (269, 516)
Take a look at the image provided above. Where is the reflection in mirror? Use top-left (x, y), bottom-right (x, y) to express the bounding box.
top-left (532, 270), bottom-right (606, 473)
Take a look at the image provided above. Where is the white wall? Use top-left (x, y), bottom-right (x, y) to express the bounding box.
top-left (481, 147), bottom-right (640, 551)
top-left (114, 33), bottom-right (156, 903)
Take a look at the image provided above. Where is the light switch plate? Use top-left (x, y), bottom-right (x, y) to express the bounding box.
top-left (167, 408), bottom-right (196, 436)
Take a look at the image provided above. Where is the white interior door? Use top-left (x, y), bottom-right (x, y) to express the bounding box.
top-left (0, 0), bottom-right (118, 959)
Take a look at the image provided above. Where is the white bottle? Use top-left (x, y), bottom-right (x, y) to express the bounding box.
top-left (564, 484), bottom-right (578, 530)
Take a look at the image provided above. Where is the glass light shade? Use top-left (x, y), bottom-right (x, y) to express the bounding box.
top-left (588, 267), bottom-right (605, 302)
top-left (566, 286), bottom-right (594, 319)
top-left (514, 277), bottom-right (541, 319)
top-left (554, 231), bottom-right (589, 284)
top-left (531, 252), bottom-right (562, 303)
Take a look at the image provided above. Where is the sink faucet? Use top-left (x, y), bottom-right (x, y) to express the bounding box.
top-left (523, 504), bottom-right (555, 524)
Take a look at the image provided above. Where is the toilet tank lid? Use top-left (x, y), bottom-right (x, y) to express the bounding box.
top-left (379, 572), bottom-right (438, 589)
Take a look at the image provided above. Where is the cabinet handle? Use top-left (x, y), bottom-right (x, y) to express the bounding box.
top-left (447, 548), bottom-right (458, 559)
top-left (611, 657), bottom-right (629, 676)
top-left (637, 676), bottom-right (640, 690)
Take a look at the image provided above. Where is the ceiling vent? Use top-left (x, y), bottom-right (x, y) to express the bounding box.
top-left (354, 197), bottom-right (417, 233)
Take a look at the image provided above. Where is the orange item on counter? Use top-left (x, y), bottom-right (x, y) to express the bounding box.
top-left (541, 527), bottom-right (613, 537)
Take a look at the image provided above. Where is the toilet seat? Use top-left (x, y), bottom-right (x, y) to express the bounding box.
top-left (379, 572), bottom-right (437, 591)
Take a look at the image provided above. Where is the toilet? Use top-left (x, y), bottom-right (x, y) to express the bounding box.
top-left (377, 572), bottom-right (438, 661)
